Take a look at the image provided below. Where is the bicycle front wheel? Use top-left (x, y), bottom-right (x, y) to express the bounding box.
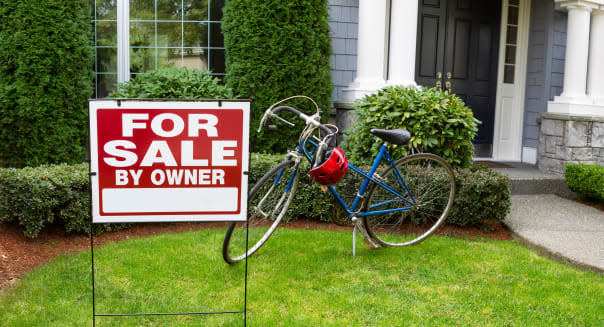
top-left (222, 160), bottom-right (300, 264)
top-left (363, 153), bottom-right (456, 247)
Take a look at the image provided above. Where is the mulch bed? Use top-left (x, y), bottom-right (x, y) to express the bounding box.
top-left (0, 220), bottom-right (511, 291)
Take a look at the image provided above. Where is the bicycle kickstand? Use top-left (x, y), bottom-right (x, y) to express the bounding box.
top-left (351, 217), bottom-right (380, 257)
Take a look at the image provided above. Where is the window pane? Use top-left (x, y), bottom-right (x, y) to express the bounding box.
top-left (157, 0), bottom-right (182, 20)
top-left (508, 6), bottom-right (519, 26)
top-left (130, 22), bottom-right (156, 47)
top-left (97, 47), bottom-right (117, 73)
top-left (209, 22), bottom-right (223, 47)
top-left (96, 0), bottom-right (117, 20)
top-left (97, 73), bottom-right (118, 97)
top-left (181, 48), bottom-right (208, 70)
top-left (97, 21), bottom-right (117, 46)
top-left (184, 22), bottom-right (208, 47)
top-left (158, 48), bottom-right (183, 68)
top-left (130, 0), bottom-right (155, 20)
top-left (130, 47), bottom-right (156, 73)
top-left (183, 0), bottom-right (209, 21)
top-left (157, 22), bottom-right (182, 47)
top-left (209, 49), bottom-right (225, 73)
top-left (506, 26), bottom-right (518, 44)
top-left (210, 0), bottom-right (225, 21)
top-left (505, 45), bottom-right (516, 64)
top-left (504, 65), bottom-right (515, 84)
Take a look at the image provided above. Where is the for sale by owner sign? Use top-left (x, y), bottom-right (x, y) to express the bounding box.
top-left (89, 100), bottom-right (250, 223)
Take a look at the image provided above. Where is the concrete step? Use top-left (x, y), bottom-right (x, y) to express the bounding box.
top-left (490, 163), bottom-right (576, 198)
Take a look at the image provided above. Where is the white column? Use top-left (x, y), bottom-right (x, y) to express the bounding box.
top-left (559, 4), bottom-right (591, 99)
top-left (387, 0), bottom-right (418, 86)
top-left (587, 9), bottom-right (604, 102)
top-left (342, 0), bottom-right (388, 102)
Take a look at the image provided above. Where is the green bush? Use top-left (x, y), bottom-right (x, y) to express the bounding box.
top-left (0, 157), bottom-right (510, 237)
top-left (448, 164), bottom-right (511, 226)
top-left (344, 86), bottom-right (480, 168)
top-left (0, 0), bottom-right (94, 167)
top-left (109, 67), bottom-right (234, 99)
top-left (0, 164), bottom-right (126, 238)
top-left (222, 0), bottom-right (332, 153)
top-left (565, 163), bottom-right (604, 202)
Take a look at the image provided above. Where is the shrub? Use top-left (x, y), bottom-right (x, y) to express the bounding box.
top-left (0, 164), bottom-right (126, 238)
top-left (565, 163), bottom-right (604, 202)
top-left (222, 0), bottom-right (332, 153)
top-left (344, 86), bottom-right (480, 168)
top-left (109, 67), bottom-right (234, 99)
top-left (0, 0), bottom-right (94, 167)
top-left (448, 164), bottom-right (511, 226)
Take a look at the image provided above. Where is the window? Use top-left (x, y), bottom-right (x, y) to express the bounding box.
top-left (93, 0), bottom-right (225, 97)
top-left (503, 0), bottom-right (519, 84)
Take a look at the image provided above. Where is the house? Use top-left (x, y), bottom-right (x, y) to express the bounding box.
top-left (329, 0), bottom-right (604, 174)
top-left (92, 0), bottom-right (604, 174)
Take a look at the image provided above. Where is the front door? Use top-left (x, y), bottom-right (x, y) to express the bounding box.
top-left (415, 0), bottom-right (501, 157)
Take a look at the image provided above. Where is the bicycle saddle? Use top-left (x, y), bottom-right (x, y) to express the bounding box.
top-left (370, 128), bottom-right (411, 145)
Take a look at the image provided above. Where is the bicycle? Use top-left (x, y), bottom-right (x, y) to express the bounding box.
top-left (222, 96), bottom-right (456, 264)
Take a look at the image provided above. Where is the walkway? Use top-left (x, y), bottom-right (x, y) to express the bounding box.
top-left (505, 194), bottom-right (604, 273)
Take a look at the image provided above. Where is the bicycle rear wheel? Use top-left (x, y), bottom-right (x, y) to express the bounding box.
top-left (222, 160), bottom-right (299, 264)
top-left (363, 153), bottom-right (455, 247)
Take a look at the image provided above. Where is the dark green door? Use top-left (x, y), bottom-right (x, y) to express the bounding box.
top-left (415, 0), bottom-right (501, 156)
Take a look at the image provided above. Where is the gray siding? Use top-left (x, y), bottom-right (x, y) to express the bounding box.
top-left (328, 0), bottom-right (358, 103)
top-left (522, 0), bottom-right (566, 149)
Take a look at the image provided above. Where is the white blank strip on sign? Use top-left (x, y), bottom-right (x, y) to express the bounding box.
top-left (102, 188), bottom-right (239, 213)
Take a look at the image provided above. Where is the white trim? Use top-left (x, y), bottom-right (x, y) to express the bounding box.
top-left (492, 0), bottom-right (531, 161)
top-left (117, 0), bottom-right (130, 84)
top-left (522, 147), bottom-right (537, 164)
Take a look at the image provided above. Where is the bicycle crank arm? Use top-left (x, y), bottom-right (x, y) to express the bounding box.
top-left (351, 217), bottom-right (380, 249)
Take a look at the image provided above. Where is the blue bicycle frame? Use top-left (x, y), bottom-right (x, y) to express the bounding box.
top-left (289, 139), bottom-right (416, 219)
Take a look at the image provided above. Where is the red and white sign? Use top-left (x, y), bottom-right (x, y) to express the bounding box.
top-left (89, 100), bottom-right (250, 223)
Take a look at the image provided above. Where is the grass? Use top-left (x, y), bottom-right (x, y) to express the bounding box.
top-left (1, 228), bottom-right (603, 326)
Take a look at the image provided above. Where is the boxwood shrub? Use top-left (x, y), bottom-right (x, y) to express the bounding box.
top-left (222, 0), bottom-right (332, 153)
top-left (0, 157), bottom-right (510, 237)
top-left (344, 86), bottom-right (480, 168)
top-left (0, 0), bottom-right (94, 167)
top-left (565, 163), bottom-right (604, 202)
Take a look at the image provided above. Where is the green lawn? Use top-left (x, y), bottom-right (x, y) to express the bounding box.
top-left (1, 228), bottom-right (602, 326)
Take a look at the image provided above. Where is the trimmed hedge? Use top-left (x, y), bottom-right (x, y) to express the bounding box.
top-left (0, 164), bottom-right (126, 238)
top-left (0, 157), bottom-right (510, 237)
top-left (565, 163), bottom-right (604, 202)
top-left (0, 0), bottom-right (94, 167)
top-left (109, 67), bottom-right (234, 99)
top-left (344, 86), bottom-right (480, 168)
top-left (222, 0), bottom-right (332, 153)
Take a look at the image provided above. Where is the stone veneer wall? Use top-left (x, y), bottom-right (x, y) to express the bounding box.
top-left (538, 112), bottom-right (604, 175)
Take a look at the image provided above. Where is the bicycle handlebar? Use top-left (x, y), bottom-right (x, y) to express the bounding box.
top-left (258, 104), bottom-right (333, 136)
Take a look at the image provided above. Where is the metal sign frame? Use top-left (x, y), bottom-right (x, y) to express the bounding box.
top-left (89, 99), bottom-right (250, 223)
top-left (88, 99), bottom-right (251, 326)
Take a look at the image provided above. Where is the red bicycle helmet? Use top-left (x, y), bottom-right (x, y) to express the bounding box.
top-left (308, 147), bottom-right (348, 186)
